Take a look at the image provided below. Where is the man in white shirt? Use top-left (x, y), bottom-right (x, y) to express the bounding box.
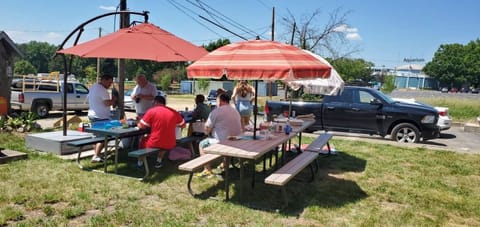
top-left (198, 93), bottom-right (242, 177)
top-left (87, 74), bottom-right (116, 162)
top-left (131, 74), bottom-right (157, 119)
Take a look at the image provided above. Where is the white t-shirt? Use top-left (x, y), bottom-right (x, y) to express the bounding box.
top-left (88, 83), bottom-right (111, 119)
top-left (205, 104), bottom-right (242, 141)
top-left (132, 82), bottom-right (157, 115)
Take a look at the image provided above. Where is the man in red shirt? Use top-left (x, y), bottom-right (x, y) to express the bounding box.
top-left (138, 96), bottom-right (185, 168)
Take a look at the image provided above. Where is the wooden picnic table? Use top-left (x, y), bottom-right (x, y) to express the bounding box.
top-left (85, 126), bottom-right (148, 173)
top-left (203, 120), bottom-right (314, 200)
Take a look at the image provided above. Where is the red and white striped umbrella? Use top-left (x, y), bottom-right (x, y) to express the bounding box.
top-left (186, 40), bottom-right (331, 80)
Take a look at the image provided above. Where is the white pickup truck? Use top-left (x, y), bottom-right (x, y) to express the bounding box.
top-left (10, 78), bottom-right (90, 118)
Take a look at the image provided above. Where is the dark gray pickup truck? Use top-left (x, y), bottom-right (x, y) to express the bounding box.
top-left (265, 86), bottom-right (440, 143)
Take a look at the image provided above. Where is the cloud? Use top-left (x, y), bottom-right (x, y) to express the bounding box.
top-left (99, 5), bottom-right (117, 11)
top-left (6, 30), bottom-right (65, 45)
top-left (334, 24), bottom-right (362, 41)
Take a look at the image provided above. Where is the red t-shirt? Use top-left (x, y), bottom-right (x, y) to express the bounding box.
top-left (141, 105), bottom-right (183, 149)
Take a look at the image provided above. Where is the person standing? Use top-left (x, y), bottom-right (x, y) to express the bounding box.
top-left (88, 74), bottom-right (117, 162)
top-left (131, 74), bottom-right (157, 119)
top-left (231, 80), bottom-right (255, 130)
top-left (137, 96), bottom-right (186, 169)
top-left (197, 93), bottom-right (242, 177)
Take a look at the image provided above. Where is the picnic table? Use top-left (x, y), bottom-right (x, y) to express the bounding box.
top-left (85, 126), bottom-right (148, 173)
top-left (203, 120), bottom-right (314, 200)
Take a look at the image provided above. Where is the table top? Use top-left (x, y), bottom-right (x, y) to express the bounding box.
top-left (203, 120), bottom-right (313, 160)
top-left (85, 127), bottom-right (148, 138)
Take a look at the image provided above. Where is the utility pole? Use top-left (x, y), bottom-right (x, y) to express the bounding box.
top-left (118, 0), bottom-right (128, 119)
top-left (96, 27), bottom-right (102, 82)
top-left (269, 7), bottom-right (275, 100)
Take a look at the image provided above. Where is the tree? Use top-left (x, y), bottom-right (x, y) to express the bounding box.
top-left (14, 60), bottom-right (37, 75)
top-left (281, 8), bottom-right (359, 59)
top-left (84, 66), bottom-right (97, 84)
top-left (381, 74), bottom-right (396, 94)
top-left (423, 43), bottom-right (467, 87)
top-left (17, 41), bottom-right (57, 73)
top-left (330, 58), bottom-right (373, 82)
top-left (202, 38), bottom-right (230, 52)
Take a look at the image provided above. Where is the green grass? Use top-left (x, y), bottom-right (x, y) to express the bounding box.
top-left (417, 97), bottom-right (480, 123)
top-left (1, 133), bottom-right (479, 226)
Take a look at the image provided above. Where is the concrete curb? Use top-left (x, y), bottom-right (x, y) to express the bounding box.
top-left (451, 121), bottom-right (480, 133)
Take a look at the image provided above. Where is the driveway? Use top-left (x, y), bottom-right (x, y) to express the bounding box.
top-left (311, 126), bottom-right (480, 154)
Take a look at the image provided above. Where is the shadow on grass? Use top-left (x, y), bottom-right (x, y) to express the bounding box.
top-left (188, 151), bottom-right (369, 215)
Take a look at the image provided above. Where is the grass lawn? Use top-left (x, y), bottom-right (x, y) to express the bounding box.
top-left (1, 132), bottom-right (479, 226)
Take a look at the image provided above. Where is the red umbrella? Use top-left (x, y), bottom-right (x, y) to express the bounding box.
top-left (186, 40), bottom-right (331, 80)
top-left (57, 23), bottom-right (208, 62)
top-left (186, 40), bottom-right (331, 139)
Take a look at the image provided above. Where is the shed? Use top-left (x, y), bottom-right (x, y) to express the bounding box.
top-left (0, 31), bottom-right (23, 115)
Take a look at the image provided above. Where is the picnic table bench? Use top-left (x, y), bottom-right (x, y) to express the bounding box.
top-left (67, 136), bottom-right (113, 169)
top-left (127, 148), bottom-right (161, 181)
top-left (264, 151), bottom-right (319, 208)
top-left (178, 154), bottom-right (222, 196)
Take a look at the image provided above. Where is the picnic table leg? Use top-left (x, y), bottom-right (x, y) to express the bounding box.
top-left (103, 137), bottom-right (109, 173)
top-left (225, 157), bottom-right (230, 201)
top-left (239, 158), bottom-right (245, 201)
top-left (186, 173), bottom-right (195, 196)
top-left (141, 156), bottom-right (150, 181)
top-left (114, 137), bottom-right (120, 174)
top-left (251, 160), bottom-right (256, 188)
top-left (76, 147), bottom-right (83, 169)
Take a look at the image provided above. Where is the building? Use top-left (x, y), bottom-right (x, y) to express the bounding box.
top-left (0, 31), bottom-right (24, 114)
top-left (392, 64), bottom-right (438, 90)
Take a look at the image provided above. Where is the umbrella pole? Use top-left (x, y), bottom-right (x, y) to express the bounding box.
top-left (253, 81), bottom-right (258, 140)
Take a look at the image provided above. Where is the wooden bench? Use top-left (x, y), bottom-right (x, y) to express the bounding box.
top-left (176, 135), bottom-right (207, 157)
top-left (127, 148), bottom-right (161, 181)
top-left (67, 136), bottom-right (109, 169)
top-left (264, 151), bottom-right (319, 208)
top-left (304, 133), bottom-right (333, 154)
top-left (178, 154), bottom-right (222, 196)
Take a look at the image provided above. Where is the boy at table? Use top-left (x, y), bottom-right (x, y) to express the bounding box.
top-left (137, 95), bottom-right (186, 169)
top-left (197, 93), bottom-right (242, 177)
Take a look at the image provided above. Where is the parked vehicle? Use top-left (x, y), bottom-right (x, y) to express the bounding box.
top-left (265, 86), bottom-right (440, 143)
top-left (471, 88), bottom-right (479, 94)
top-left (449, 87), bottom-right (458, 93)
top-left (10, 77), bottom-right (89, 118)
top-left (440, 87), bottom-right (448, 93)
top-left (392, 98), bottom-right (451, 131)
top-left (124, 88), bottom-right (166, 111)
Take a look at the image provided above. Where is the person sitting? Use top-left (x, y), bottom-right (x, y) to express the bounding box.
top-left (189, 94), bottom-right (211, 137)
top-left (137, 95), bottom-right (186, 168)
top-left (197, 93), bottom-right (242, 177)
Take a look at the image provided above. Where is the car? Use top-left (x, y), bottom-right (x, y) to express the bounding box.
top-left (471, 88), bottom-right (479, 94)
top-left (449, 87), bottom-right (458, 93)
top-left (207, 89), bottom-right (217, 101)
top-left (392, 98), bottom-right (451, 131)
top-left (124, 88), bottom-right (166, 111)
top-left (440, 87), bottom-right (448, 93)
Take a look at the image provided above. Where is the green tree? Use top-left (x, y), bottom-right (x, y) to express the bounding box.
top-left (159, 73), bottom-right (172, 91)
top-left (14, 60), bottom-right (37, 75)
top-left (197, 79), bottom-right (210, 92)
top-left (423, 43), bottom-right (468, 87)
top-left (381, 74), bottom-right (396, 94)
top-left (84, 66), bottom-right (97, 83)
top-left (202, 38), bottom-right (230, 52)
top-left (330, 58), bottom-right (373, 82)
top-left (17, 41), bottom-right (57, 73)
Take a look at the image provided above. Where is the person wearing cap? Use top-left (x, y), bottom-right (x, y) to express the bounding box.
top-left (137, 95), bottom-right (185, 169)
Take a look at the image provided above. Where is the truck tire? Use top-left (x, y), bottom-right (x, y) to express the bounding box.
top-left (391, 123), bottom-right (420, 143)
top-left (33, 102), bottom-right (50, 118)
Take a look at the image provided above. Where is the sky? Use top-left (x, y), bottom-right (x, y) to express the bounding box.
top-left (1, 0), bottom-right (480, 69)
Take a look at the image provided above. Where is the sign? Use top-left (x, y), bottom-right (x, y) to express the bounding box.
top-left (403, 58), bottom-right (424, 63)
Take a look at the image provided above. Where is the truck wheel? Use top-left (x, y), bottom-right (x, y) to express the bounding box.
top-left (391, 123), bottom-right (420, 143)
top-left (33, 103), bottom-right (49, 118)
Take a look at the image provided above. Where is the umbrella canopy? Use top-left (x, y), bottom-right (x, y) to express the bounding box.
top-left (186, 40), bottom-right (331, 80)
top-left (57, 23), bottom-right (208, 62)
top-left (285, 50), bottom-right (344, 96)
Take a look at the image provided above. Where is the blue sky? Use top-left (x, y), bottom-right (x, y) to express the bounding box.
top-left (1, 0), bottom-right (479, 68)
